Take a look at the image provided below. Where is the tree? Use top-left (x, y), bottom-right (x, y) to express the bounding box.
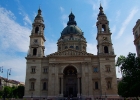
top-left (0, 85), bottom-right (24, 99)
top-left (17, 85), bottom-right (24, 98)
top-left (116, 52), bottom-right (140, 99)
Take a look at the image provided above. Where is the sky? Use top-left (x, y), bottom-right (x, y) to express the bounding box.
top-left (0, 0), bottom-right (139, 82)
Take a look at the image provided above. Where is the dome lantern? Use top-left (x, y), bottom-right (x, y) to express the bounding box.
top-left (67, 12), bottom-right (77, 26)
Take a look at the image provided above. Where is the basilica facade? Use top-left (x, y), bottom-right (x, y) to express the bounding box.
top-left (24, 5), bottom-right (118, 100)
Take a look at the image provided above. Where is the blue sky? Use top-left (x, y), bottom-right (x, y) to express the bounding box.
top-left (0, 0), bottom-right (139, 82)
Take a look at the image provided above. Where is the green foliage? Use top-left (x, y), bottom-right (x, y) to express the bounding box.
top-left (17, 86), bottom-right (24, 98)
top-left (0, 85), bottom-right (24, 99)
top-left (116, 52), bottom-right (140, 97)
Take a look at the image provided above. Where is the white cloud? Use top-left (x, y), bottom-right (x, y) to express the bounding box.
top-left (111, 25), bottom-right (116, 34)
top-left (116, 10), bottom-right (121, 21)
top-left (16, 0), bottom-right (32, 26)
top-left (23, 15), bottom-right (32, 25)
top-left (0, 7), bottom-right (30, 52)
top-left (114, 34), bottom-right (136, 58)
top-left (59, 6), bottom-right (68, 28)
top-left (62, 22), bottom-right (67, 28)
top-left (60, 6), bottom-right (64, 13)
top-left (0, 53), bottom-right (26, 82)
top-left (62, 14), bottom-right (67, 21)
top-left (0, 7), bottom-right (31, 82)
top-left (87, 43), bottom-right (97, 54)
top-left (116, 7), bottom-right (139, 38)
top-left (45, 39), bottom-right (57, 55)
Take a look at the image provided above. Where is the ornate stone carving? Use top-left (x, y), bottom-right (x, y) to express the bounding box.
top-left (47, 49), bottom-right (93, 57)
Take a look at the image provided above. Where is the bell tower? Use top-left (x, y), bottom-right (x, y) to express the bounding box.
top-left (96, 4), bottom-right (118, 96)
top-left (96, 4), bottom-right (114, 55)
top-left (27, 8), bottom-right (46, 57)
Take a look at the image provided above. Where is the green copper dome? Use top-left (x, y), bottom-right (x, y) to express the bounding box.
top-left (61, 25), bottom-right (83, 35)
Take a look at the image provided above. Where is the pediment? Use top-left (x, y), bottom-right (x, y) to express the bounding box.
top-left (29, 78), bottom-right (36, 81)
top-left (47, 49), bottom-right (93, 57)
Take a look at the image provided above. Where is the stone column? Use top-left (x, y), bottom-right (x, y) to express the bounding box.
top-left (77, 77), bottom-right (80, 96)
top-left (61, 77), bottom-right (63, 96)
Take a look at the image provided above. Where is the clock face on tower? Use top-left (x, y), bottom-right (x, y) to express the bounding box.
top-left (103, 37), bottom-right (107, 41)
top-left (34, 39), bottom-right (38, 43)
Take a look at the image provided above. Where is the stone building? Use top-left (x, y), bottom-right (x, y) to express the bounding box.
top-left (24, 5), bottom-right (118, 100)
top-left (133, 19), bottom-right (140, 57)
top-left (0, 76), bottom-right (24, 90)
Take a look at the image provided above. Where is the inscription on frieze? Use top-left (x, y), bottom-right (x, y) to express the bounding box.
top-left (49, 57), bottom-right (91, 62)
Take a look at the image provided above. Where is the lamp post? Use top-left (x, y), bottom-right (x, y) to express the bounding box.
top-left (105, 92), bottom-right (107, 100)
top-left (0, 66), bottom-right (3, 73)
top-left (0, 66), bottom-right (3, 97)
top-left (3, 68), bottom-right (11, 100)
top-left (31, 92), bottom-right (33, 100)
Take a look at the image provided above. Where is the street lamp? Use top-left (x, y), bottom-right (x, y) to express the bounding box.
top-left (3, 68), bottom-right (11, 100)
top-left (0, 66), bottom-right (3, 73)
top-left (6, 68), bottom-right (11, 86)
top-left (31, 92), bottom-right (33, 100)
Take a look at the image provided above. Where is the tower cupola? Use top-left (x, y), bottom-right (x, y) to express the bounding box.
top-left (98, 4), bottom-right (106, 16)
top-left (96, 4), bottom-right (114, 55)
top-left (27, 8), bottom-right (46, 57)
top-left (35, 8), bottom-right (43, 20)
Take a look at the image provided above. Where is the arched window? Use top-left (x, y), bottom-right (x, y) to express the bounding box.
top-left (107, 81), bottom-right (111, 89)
top-left (43, 82), bottom-right (46, 90)
top-left (31, 82), bottom-right (35, 90)
top-left (70, 46), bottom-right (74, 48)
top-left (104, 46), bottom-right (108, 53)
top-left (35, 27), bottom-right (39, 33)
top-left (33, 48), bottom-right (37, 55)
top-left (95, 82), bottom-right (98, 89)
top-left (102, 24), bottom-right (106, 32)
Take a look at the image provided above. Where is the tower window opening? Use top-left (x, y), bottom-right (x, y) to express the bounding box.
top-left (43, 82), bottom-right (46, 90)
top-left (95, 82), bottom-right (98, 89)
top-left (43, 68), bottom-right (47, 73)
top-left (104, 46), bottom-right (108, 53)
top-left (102, 24), bottom-right (106, 32)
top-left (31, 82), bottom-right (35, 90)
top-left (107, 81), bottom-right (111, 89)
top-left (35, 27), bottom-right (39, 33)
top-left (31, 67), bottom-right (36, 73)
top-left (33, 48), bottom-right (37, 55)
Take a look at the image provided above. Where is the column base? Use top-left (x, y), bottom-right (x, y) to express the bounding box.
top-left (77, 93), bottom-right (80, 97)
top-left (60, 94), bottom-right (63, 97)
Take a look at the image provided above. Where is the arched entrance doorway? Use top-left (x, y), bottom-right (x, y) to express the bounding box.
top-left (63, 66), bottom-right (77, 97)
